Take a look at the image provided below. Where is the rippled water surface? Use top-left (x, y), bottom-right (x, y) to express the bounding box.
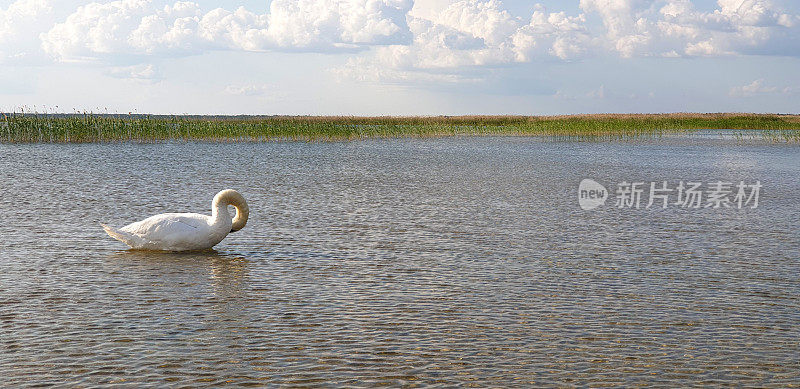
top-left (1, 136), bottom-right (799, 387)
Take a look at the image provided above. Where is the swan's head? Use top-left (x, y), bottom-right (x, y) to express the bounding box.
top-left (213, 189), bottom-right (249, 232)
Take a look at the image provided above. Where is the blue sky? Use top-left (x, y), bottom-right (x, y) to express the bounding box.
top-left (0, 0), bottom-right (798, 115)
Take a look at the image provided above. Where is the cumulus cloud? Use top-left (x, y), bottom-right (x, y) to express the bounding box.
top-left (580, 0), bottom-right (799, 57)
top-left (266, 0), bottom-right (412, 47)
top-left (334, 0), bottom-right (593, 83)
top-left (0, 0), bottom-right (55, 62)
top-left (2, 0), bottom-right (799, 83)
top-left (35, 0), bottom-right (595, 71)
top-left (512, 8), bottom-right (591, 61)
top-left (403, 0), bottom-right (591, 66)
top-left (39, 0), bottom-right (413, 61)
top-left (729, 79), bottom-right (793, 97)
top-left (41, 1), bottom-right (204, 60)
top-left (336, 0), bottom-right (798, 83)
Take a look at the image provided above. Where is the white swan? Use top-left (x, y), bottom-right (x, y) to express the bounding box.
top-left (102, 189), bottom-right (249, 251)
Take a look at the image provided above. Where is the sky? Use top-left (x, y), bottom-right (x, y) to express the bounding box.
top-left (0, 0), bottom-right (798, 115)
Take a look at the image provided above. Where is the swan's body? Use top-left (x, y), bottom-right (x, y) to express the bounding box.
top-left (102, 189), bottom-right (248, 251)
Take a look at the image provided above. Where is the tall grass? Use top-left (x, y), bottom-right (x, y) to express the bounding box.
top-left (1, 112), bottom-right (799, 143)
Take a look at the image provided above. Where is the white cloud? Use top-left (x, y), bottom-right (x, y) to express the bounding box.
top-left (587, 84), bottom-right (605, 99)
top-left (334, 1), bottom-right (593, 83)
top-left (106, 63), bottom-right (159, 80)
top-left (39, 0), bottom-right (413, 61)
top-left (330, 54), bottom-right (484, 84)
top-left (337, 0), bottom-right (798, 83)
top-left (225, 84), bottom-right (270, 96)
top-left (513, 9), bottom-right (591, 61)
top-left (729, 79), bottom-right (793, 97)
top-left (224, 83), bottom-right (289, 101)
top-left (1, 0), bottom-right (798, 85)
top-left (266, 0), bottom-right (411, 47)
top-left (579, 0), bottom-right (799, 58)
top-left (41, 0), bottom-right (205, 60)
top-left (0, 0), bottom-right (51, 39)
top-left (409, 0), bottom-right (519, 46)
top-left (0, 0), bottom-right (54, 62)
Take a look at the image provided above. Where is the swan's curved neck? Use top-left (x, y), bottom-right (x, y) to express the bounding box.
top-left (211, 200), bottom-right (231, 222)
top-left (211, 190), bottom-right (249, 232)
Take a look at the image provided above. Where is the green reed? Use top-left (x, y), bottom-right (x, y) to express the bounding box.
top-left (1, 112), bottom-right (799, 143)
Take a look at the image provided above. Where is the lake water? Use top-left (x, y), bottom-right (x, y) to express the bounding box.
top-left (1, 135), bottom-right (799, 386)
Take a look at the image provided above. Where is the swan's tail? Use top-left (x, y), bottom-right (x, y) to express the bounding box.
top-left (101, 223), bottom-right (139, 248)
top-left (101, 223), bottom-right (124, 240)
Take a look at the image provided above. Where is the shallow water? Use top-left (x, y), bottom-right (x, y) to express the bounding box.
top-left (1, 135), bottom-right (799, 387)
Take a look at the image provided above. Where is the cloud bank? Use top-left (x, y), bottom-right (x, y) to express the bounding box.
top-left (1, 0), bottom-right (798, 80)
top-left (37, 0), bottom-right (413, 60)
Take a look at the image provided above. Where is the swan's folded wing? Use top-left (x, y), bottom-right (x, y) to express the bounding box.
top-left (121, 213), bottom-right (209, 243)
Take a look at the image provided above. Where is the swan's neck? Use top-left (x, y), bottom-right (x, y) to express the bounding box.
top-left (211, 201), bottom-right (232, 226)
top-left (211, 190), bottom-right (249, 232)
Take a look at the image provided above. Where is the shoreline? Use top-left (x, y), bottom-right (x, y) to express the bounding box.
top-left (2, 113), bottom-right (799, 143)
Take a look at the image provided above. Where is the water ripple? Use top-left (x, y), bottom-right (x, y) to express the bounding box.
top-left (0, 138), bottom-right (798, 386)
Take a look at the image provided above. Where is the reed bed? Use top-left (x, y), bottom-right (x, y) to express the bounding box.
top-left (1, 112), bottom-right (799, 143)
